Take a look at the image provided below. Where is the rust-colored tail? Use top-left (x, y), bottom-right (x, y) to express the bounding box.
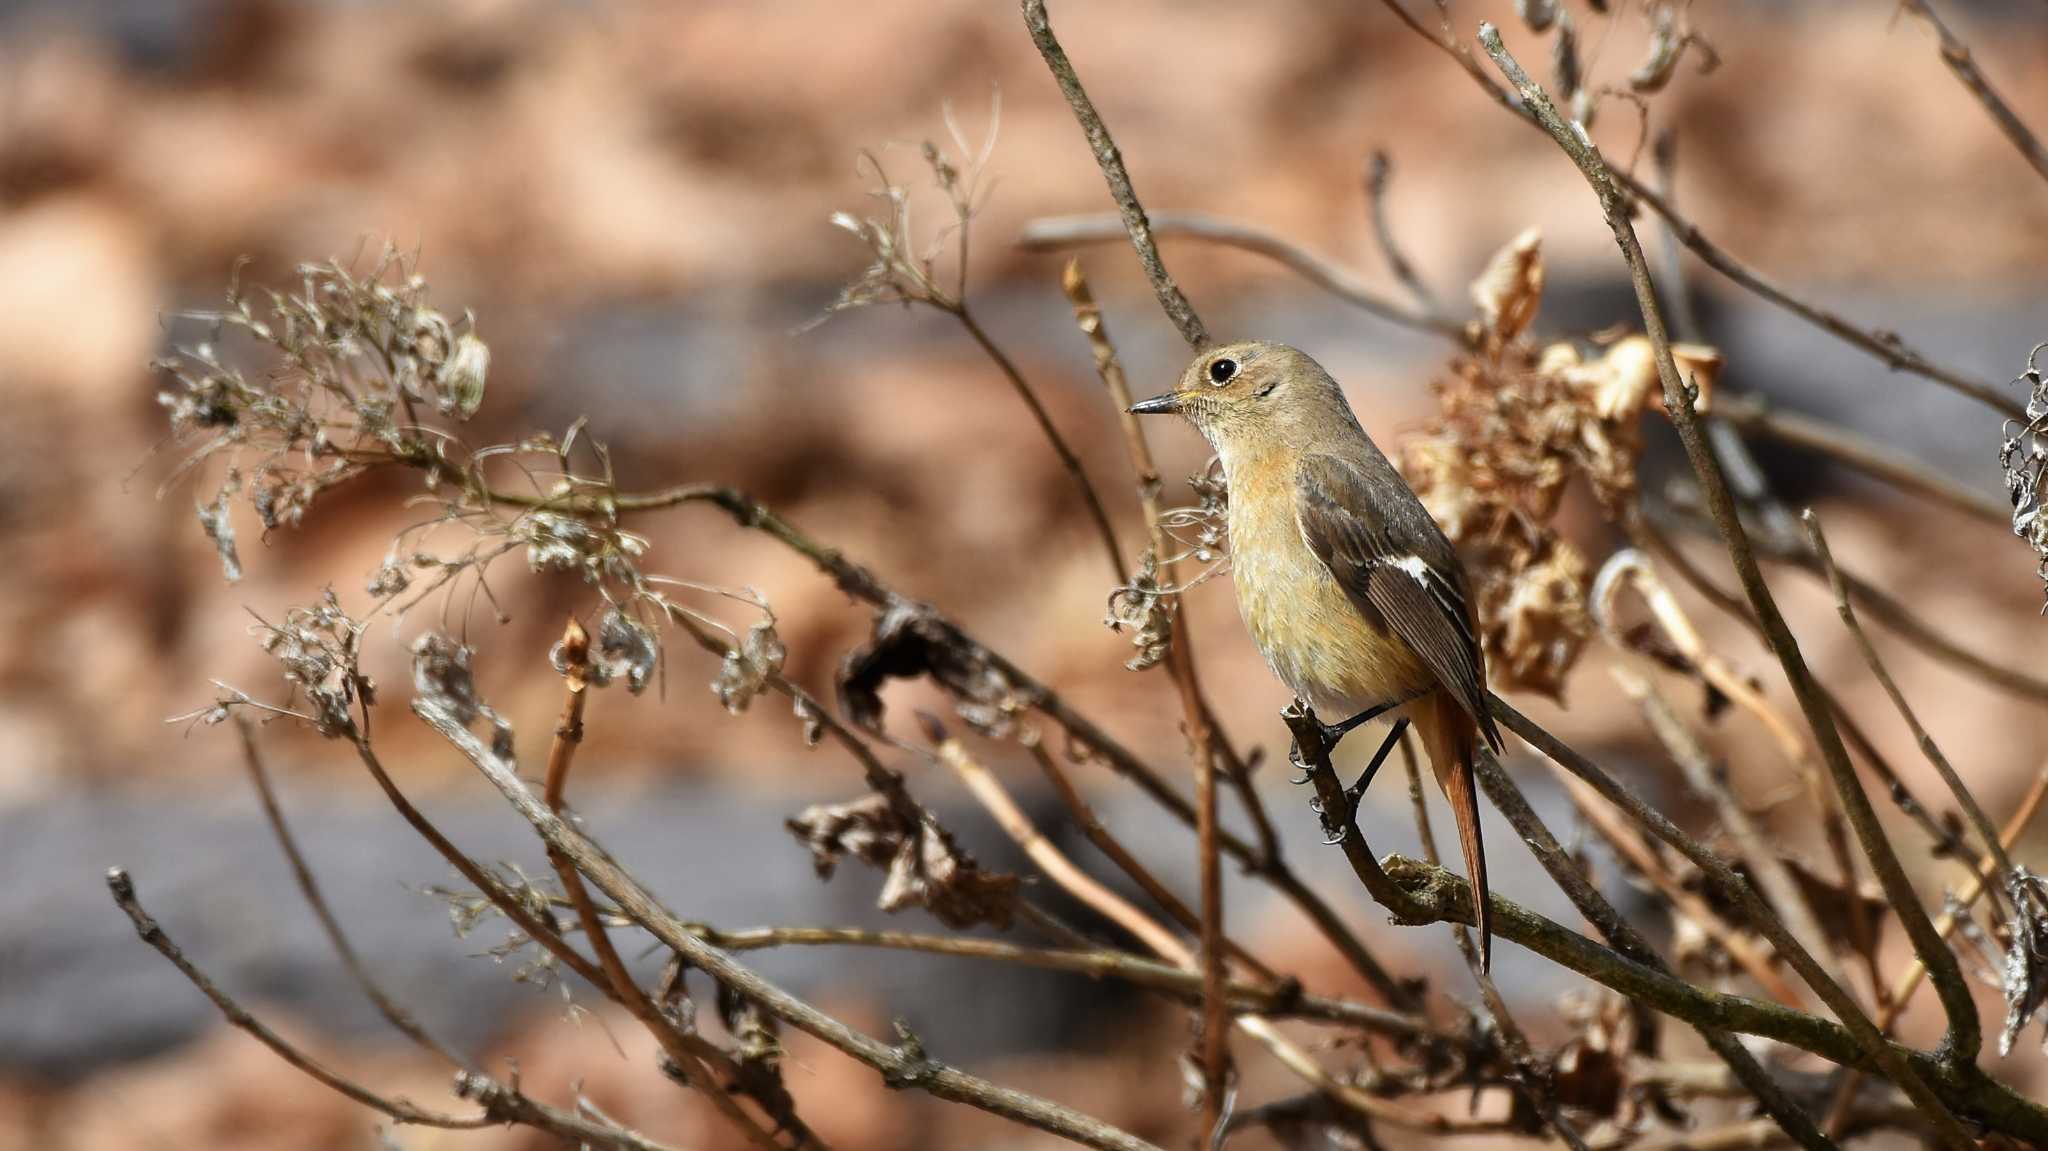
top-left (1415, 692), bottom-right (1490, 970)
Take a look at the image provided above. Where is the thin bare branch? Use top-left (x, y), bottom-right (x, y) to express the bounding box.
top-left (1364, 150), bottom-right (1447, 320)
top-left (1377, 854), bottom-right (2048, 1143)
top-left (1477, 29), bottom-right (1982, 1138)
top-left (540, 619), bottom-right (794, 1151)
top-left (950, 305), bottom-right (1128, 585)
top-left (235, 719), bottom-right (467, 1067)
top-left (696, 925), bottom-right (1437, 1040)
top-left (1372, 1), bottom-right (2022, 419)
top-left (416, 698), bottom-right (1167, 1151)
top-left (1022, 212), bottom-right (1465, 342)
top-left (1021, 0), bottom-right (1209, 349)
top-left (1902, 0), bottom-right (2048, 187)
top-left (1716, 395), bottom-right (2006, 526)
top-left (1055, 258), bottom-right (1229, 1130)
top-left (107, 868), bottom-right (492, 1132)
top-left (1804, 513), bottom-right (2018, 896)
top-left (454, 1071), bottom-right (686, 1151)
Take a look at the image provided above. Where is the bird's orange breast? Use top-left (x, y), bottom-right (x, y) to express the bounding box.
top-left (1225, 454), bottom-right (1430, 714)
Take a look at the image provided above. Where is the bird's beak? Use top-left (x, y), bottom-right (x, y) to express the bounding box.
top-left (1127, 392), bottom-right (1183, 416)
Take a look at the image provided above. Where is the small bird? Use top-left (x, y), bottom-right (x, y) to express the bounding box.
top-left (1131, 340), bottom-right (1503, 967)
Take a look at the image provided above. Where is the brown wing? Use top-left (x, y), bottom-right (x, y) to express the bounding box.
top-left (1295, 452), bottom-right (1502, 752)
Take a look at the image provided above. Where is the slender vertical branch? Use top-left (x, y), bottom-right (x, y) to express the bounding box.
top-left (1057, 258), bottom-right (1235, 1133)
top-left (1061, 257), bottom-right (1280, 868)
top-left (1014, 3), bottom-right (1228, 1105)
top-left (1022, 0), bottom-right (1209, 349)
top-left (1477, 25), bottom-right (1983, 1122)
top-left (1803, 513), bottom-right (2018, 896)
top-left (1404, 745), bottom-right (1594, 1151)
top-left (540, 619), bottom-right (792, 1151)
top-left (1363, 150), bottom-right (1448, 322)
top-left (235, 719), bottom-right (466, 1067)
top-left (950, 305), bottom-right (1128, 584)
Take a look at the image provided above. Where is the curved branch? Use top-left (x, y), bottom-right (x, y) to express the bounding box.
top-left (1022, 212), bottom-right (1468, 342)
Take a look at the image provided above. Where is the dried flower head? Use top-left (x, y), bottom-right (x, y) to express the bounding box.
top-left (248, 591), bottom-right (369, 738)
top-left (2001, 342), bottom-right (2048, 609)
top-left (1402, 230), bottom-right (1723, 697)
top-left (817, 92), bottom-right (999, 322)
top-left (712, 617), bottom-right (786, 714)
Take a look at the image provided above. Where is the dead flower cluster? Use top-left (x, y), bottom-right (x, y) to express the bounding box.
top-left (1401, 229), bottom-right (1721, 697)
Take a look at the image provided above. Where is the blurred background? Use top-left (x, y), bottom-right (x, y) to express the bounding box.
top-left (3, 1), bottom-right (2047, 1147)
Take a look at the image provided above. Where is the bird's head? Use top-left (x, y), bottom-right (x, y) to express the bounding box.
top-left (1128, 340), bottom-right (1354, 459)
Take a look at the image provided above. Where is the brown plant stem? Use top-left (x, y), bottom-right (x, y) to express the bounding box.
top-left (1017, 4), bottom-right (1229, 1117)
top-left (1021, 0), bottom-right (1209, 349)
top-left (1552, 759), bottom-right (1806, 1007)
top-left (1404, 741), bottom-right (1592, 1151)
top-left (1625, 512), bottom-right (1973, 860)
top-left (541, 619), bottom-right (791, 1151)
top-left (482, 476), bottom-right (1423, 1005)
top-left (1022, 732), bottom-right (1280, 981)
top-left (1804, 514), bottom-right (2019, 896)
top-left (1596, 553), bottom-right (1850, 978)
top-left (107, 868), bottom-right (492, 1132)
top-left (1061, 256), bottom-right (1282, 869)
top-left (1055, 258), bottom-right (1230, 1131)
top-left (1375, 1), bottom-right (2022, 419)
top-left (1716, 395), bottom-right (2005, 526)
top-left (1903, 0), bottom-right (2048, 187)
top-left (1376, 854), bottom-right (2048, 1143)
top-left (453, 1072), bottom-right (686, 1151)
top-left (415, 699), bottom-right (1168, 1151)
top-left (1477, 27), bottom-right (1980, 1144)
top-left (1828, 764), bottom-right (2048, 1135)
top-left (234, 719), bottom-right (466, 1067)
top-left (1300, 684), bottom-right (1826, 1148)
top-left (1467, 748), bottom-right (1839, 1151)
top-left (1022, 212), bottom-right (1466, 342)
top-left (1495, 692), bottom-right (1969, 1150)
top-left (695, 925), bottom-right (1436, 1040)
top-left (950, 303), bottom-right (1128, 585)
top-left (927, 723), bottom-right (1483, 1136)
top-left (1364, 150), bottom-right (1447, 320)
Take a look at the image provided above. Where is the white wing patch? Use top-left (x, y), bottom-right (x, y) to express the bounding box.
top-left (1391, 555), bottom-right (1432, 584)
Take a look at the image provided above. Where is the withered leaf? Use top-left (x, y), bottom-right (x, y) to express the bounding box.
top-left (838, 602), bottom-right (1026, 738)
top-left (1470, 228), bottom-right (1544, 348)
top-left (786, 793), bottom-right (1020, 930)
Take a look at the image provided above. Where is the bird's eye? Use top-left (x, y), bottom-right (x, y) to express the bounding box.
top-left (1207, 357), bottom-right (1238, 385)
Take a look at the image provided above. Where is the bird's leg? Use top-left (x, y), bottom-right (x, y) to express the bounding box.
top-left (1329, 694), bottom-right (1420, 740)
top-left (1344, 717), bottom-right (1409, 815)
